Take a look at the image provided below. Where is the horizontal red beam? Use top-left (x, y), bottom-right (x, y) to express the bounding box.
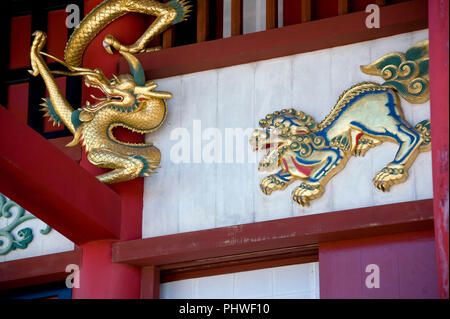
top-left (0, 106), bottom-right (121, 244)
top-left (119, 0), bottom-right (427, 79)
top-left (0, 250), bottom-right (81, 290)
top-left (112, 199), bottom-right (434, 267)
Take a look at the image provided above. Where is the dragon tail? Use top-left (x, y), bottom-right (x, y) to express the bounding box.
top-left (360, 40), bottom-right (429, 104)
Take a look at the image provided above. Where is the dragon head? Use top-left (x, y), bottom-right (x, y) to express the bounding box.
top-left (250, 109), bottom-right (318, 173)
top-left (82, 51), bottom-right (172, 112)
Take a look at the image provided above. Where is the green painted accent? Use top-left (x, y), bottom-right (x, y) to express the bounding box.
top-left (374, 54), bottom-right (404, 71)
top-left (0, 193), bottom-right (52, 255)
top-left (167, 0), bottom-right (188, 25)
top-left (132, 154), bottom-right (152, 177)
top-left (71, 109), bottom-right (82, 130)
top-left (109, 95), bottom-right (140, 113)
top-left (43, 98), bottom-right (63, 125)
top-left (383, 78), bottom-right (427, 98)
top-left (40, 224), bottom-right (52, 235)
top-left (418, 59), bottom-right (429, 78)
top-left (129, 64), bottom-right (146, 87)
top-left (405, 44), bottom-right (428, 61)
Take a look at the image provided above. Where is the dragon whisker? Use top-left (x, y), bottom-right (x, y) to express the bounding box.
top-left (90, 94), bottom-right (108, 101)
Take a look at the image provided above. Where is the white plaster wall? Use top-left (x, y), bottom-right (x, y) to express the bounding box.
top-left (160, 262), bottom-right (320, 299)
top-left (143, 30), bottom-right (432, 238)
top-left (0, 196), bottom-right (74, 262)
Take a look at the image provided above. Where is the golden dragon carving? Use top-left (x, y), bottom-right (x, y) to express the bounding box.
top-left (29, 0), bottom-right (191, 183)
top-left (250, 40), bottom-right (431, 206)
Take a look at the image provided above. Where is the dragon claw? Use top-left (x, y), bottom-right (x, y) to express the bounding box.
top-left (103, 41), bottom-right (114, 54)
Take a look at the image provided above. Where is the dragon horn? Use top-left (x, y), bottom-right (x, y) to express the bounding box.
top-left (120, 51), bottom-right (146, 86)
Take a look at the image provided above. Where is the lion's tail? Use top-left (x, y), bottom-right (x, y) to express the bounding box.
top-left (360, 40), bottom-right (429, 104)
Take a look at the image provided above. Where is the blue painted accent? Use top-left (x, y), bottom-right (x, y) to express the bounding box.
top-left (1, 284), bottom-right (71, 299)
top-left (275, 171), bottom-right (291, 182)
top-left (293, 154), bottom-right (321, 165)
top-left (308, 156), bottom-right (333, 182)
top-left (348, 92), bottom-right (420, 164)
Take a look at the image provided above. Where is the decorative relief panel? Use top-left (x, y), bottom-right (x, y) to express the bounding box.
top-left (0, 193), bottom-right (51, 255)
top-left (250, 40), bottom-right (430, 206)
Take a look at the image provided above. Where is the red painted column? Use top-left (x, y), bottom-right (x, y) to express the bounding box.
top-left (72, 0), bottom-right (150, 298)
top-left (429, 0), bottom-right (449, 299)
top-left (72, 241), bottom-right (140, 298)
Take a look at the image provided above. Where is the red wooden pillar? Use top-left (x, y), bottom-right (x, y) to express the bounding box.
top-left (72, 0), bottom-right (149, 299)
top-left (429, 0), bottom-right (449, 299)
top-left (72, 241), bottom-right (140, 299)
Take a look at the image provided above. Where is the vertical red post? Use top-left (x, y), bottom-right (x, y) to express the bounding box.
top-left (72, 0), bottom-right (149, 299)
top-left (429, 0), bottom-right (449, 299)
top-left (141, 266), bottom-right (160, 299)
top-left (266, 0), bottom-right (278, 30)
top-left (231, 0), bottom-right (243, 36)
top-left (197, 0), bottom-right (210, 42)
top-left (72, 241), bottom-right (140, 299)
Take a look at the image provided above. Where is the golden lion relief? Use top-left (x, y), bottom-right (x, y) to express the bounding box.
top-left (250, 41), bottom-right (431, 206)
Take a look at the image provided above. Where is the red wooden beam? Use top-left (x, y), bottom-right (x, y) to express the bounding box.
top-left (122, 0), bottom-right (428, 80)
top-left (48, 136), bottom-right (82, 163)
top-left (0, 106), bottom-right (121, 244)
top-left (0, 250), bottom-right (81, 290)
top-left (112, 199), bottom-right (433, 267)
top-left (428, 0), bottom-right (449, 299)
top-left (161, 253), bottom-right (318, 283)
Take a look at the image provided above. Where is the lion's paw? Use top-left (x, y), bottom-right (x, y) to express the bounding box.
top-left (373, 165), bottom-right (408, 192)
top-left (260, 175), bottom-right (288, 195)
top-left (292, 182), bottom-right (323, 206)
top-left (354, 137), bottom-right (381, 157)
